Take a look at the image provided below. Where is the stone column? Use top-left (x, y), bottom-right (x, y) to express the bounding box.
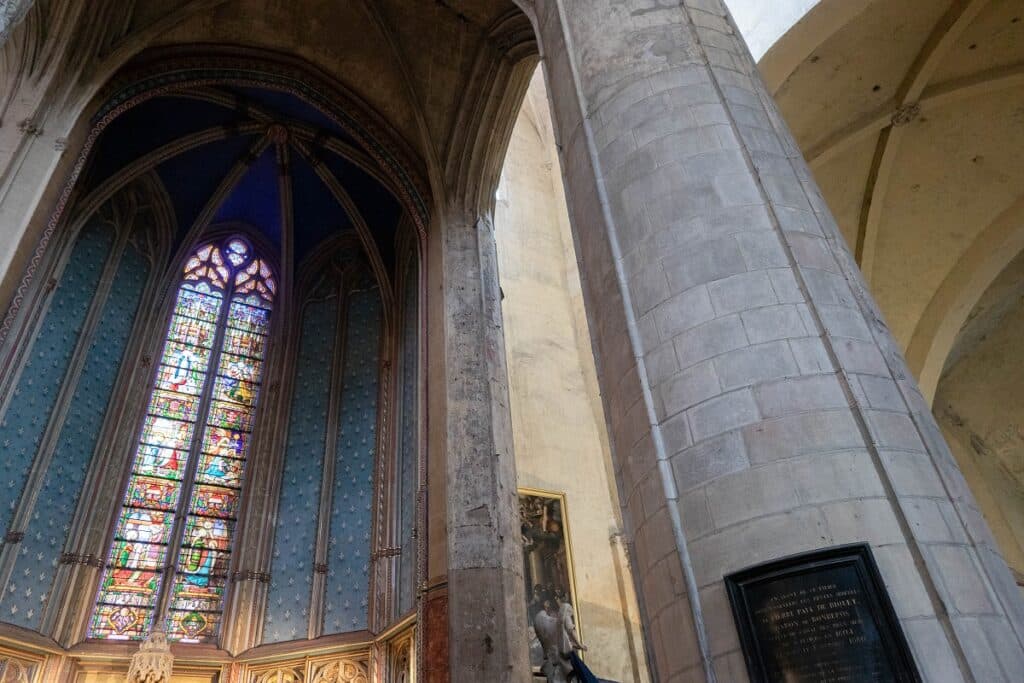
top-left (441, 207), bottom-right (530, 680)
top-left (534, 1), bottom-right (1024, 681)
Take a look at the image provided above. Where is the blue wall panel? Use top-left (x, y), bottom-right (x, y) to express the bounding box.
top-left (397, 266), bottom-right (418, 616)
top-left (262, 298), bottom-right (336, 643)
top-left (2, 244), bottom-right (148, 628)
top-left (0, 223), bottom-right (112, 584)
top-left (322, 289), bottom-right (380, 634)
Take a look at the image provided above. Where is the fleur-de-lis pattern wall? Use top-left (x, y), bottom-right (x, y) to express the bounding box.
top-left (323, 290), bottom-right (380, 635)
top-left (0, 221), bottom-right (150, 628)
top-left (263, 298), bottom-right (337, 644)
top-left (396, 262), bottom-right (418, 617)
top-left (263, 285), bottom-right (381, 642)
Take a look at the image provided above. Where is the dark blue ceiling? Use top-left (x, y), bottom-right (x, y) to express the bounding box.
top-left (81, 85), bottom-right (403, 270)
top-left (212, 147), bottom-right (283, 248)
top-left (322, 152), bottom-right (401, 267)
top-left (85, 96), bottom-right (242, 191)
top-left (157, 134), bottom-right (255, 241)
top-left (292, 152), bottom-right (351, 260)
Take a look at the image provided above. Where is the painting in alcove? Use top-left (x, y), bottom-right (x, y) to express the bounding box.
top-left (520, 490), bottom-right (580, 671)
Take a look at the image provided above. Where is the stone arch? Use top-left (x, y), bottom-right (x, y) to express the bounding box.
top-left (0, 46), bottom-right (431, 348)
top-left (906, 192), bottom-right (1024, 404)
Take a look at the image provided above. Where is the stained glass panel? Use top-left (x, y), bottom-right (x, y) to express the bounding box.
top-left (213, 375), bottom-right (258, 408)
top-left (134, 445), bottom-right (189, 480)
top-left (221, 325), bottom-right (266, 358)
top-left (90, 602), bottom-right (153, 640)
top-left (202, 427), bottom-right (247, 459)
top-left (217, 353), bottom-right (261, 383)
top-left (225, 239), bottom-right (249, 266)
top-left (226, 302), bottom-right (270, 335)
top-left (171, 574), bottom-right (226, 610)
top-left (125, 476), bottom-right (181, 511)
top-left (92, 239), bottom-right (273, 643)
top-left (183, 516), bottom-right (232, 550)
top-left (156, 343), bottom-right (211, 395)
top-left (195, 453), bottom-right (244, 488)
top-left (114, 509), bottom-right (175, 546)
top-left (109, 539), bottom-right (166, 570)
top-left (149, 390), bottom-right (201, 422)
top-left (175, 286), bottom-right (222, 322)
top-left (139, 416), bottom-right (195, 450)
top-left (207, 401), bottom-right (254, 431)
top-left (189, 484), bottom-right (240, 519)
top-left (166, 605), bottom-right (222, 642)
top-left (167, 315), bottom-right (217, 349)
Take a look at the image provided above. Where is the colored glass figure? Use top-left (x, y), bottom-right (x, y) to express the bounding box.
top-left (225, 239), bottom-right (249, 266)
top-left (203, 427), bottom-right (247, 458)
top-left (196, 454), bottom-right (244, 488)
top-left (135, 445), bottom-right (188, 480)
top-left (91, 238), bottom-right (275, 643)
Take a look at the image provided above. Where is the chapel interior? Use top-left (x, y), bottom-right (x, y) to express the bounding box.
top-left (0, 0), bottom-right (1021, 682)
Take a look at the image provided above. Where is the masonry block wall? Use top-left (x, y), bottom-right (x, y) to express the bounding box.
top-left (533, 0), bottom-right (1024, 680)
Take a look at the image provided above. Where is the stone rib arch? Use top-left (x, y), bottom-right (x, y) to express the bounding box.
top-left (907, 192), bottom-right (1024, 404)
top-left (0, 47), bottom-right (432, 350)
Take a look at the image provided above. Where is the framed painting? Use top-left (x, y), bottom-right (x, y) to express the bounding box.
top-left (519, 488), bottom-right (581, 672)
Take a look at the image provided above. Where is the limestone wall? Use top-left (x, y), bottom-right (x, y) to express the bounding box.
top-left (496, 70), bottom-right (650, 683)
top-left (935, 303), bottom-right (1024, 594)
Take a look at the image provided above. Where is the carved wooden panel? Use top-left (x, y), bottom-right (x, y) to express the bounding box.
top-left (251, 666), bottom-right (303, 683)
top-left (308, 659), bottom-right (368, 683)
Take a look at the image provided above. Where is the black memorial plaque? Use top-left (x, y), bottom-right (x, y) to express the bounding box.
top-left (725, 545), bottom-right (920, 683)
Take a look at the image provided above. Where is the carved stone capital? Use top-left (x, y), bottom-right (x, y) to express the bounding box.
top-left (59, 552), bottom-right (104, 567)
top-left (231, 569), bottom-right (271, 583)
top-left (370, 546), bottom-right (401, 561)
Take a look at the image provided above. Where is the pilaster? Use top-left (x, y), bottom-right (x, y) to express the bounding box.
top-left (535, 0), bottom-right (1024, 680)
top-left (441, 206), bottom-right (530, 680)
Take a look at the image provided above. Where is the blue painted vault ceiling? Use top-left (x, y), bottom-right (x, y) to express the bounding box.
top-left (81, 85), bottom-right (403, 267)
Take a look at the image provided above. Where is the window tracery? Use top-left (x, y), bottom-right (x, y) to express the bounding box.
top-left (90, 236), bottom-right (276, 643)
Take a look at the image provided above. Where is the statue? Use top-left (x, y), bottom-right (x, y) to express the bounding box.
top-left (532, 589), bottom-right (598, 683)
top-left (125, 627), bottom-right (173, 683)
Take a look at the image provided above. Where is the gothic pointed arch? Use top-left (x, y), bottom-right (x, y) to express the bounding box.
top-left (90, 233), bottom-right (278, 642)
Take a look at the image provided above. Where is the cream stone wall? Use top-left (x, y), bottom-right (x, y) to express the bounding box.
top-left (934, 301), bottom-right (1024, 594)
top-left (496, 71), bottom-right (650, 683)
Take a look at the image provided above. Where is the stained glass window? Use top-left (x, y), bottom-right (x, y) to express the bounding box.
top-left (90, 237), bottom-right (275, 643)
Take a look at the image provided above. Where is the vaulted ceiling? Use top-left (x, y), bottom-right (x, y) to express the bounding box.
top-left (79, 84), bottom-right (403, 272)
top-left (764, 0), bottom-right (1024, 402)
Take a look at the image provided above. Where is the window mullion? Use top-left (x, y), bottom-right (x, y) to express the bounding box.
top-left (153, 280), bottom-right (236, 625)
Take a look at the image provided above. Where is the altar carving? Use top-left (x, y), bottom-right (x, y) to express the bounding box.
top-left (310, 659), bottom-right (369, 683)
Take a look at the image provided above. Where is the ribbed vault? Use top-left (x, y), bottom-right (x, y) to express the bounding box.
top-left (765, 0), bottom-right (1024, 401)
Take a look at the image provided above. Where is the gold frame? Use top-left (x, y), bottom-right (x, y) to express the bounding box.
top-left (518, 487), bottom-right (583, 660)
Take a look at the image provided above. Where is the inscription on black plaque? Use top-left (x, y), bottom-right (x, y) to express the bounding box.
top-left (726, 545), bottom-right (920, 683)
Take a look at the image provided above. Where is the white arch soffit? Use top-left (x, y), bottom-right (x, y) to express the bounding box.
top-left (907, 192), bottom-right (1024, 406)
